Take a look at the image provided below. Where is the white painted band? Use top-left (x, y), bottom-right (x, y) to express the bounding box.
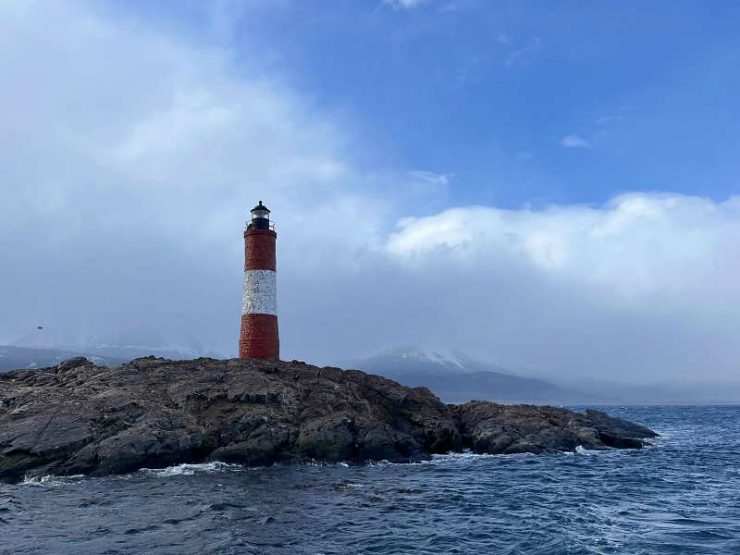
top-left (242, 269), bottom-right (277, 315)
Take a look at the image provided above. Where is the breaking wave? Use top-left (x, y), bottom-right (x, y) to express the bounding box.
top-left (141, 462), bottom-right (246, 477)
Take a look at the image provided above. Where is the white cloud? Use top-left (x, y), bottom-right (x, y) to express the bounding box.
top-left (406, 170), bottom-right (452, 186)
top-left (0, 0), bottom-right (385, 354)
top-left (560, 134), bottom-right (593, 148)
top-left (384, 193), bottom-right (740, 381)
top-left (504, 37), bottom-right (541, 67)
top-left (382, 0), bottom-right (428, 10)
top-left (388, 193), bottom-right (740, 297)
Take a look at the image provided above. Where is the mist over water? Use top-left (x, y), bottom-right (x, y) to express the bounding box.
top-left (2, 406), bottom-right (739, 554)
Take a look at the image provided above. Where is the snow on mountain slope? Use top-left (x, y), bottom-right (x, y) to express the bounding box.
top-left (353, 346), bottom-right (506, 376)
top-left (0, 346), bottom-right (126, 372)
top-left (10, 330), bottom-right (226, 363)
top-left (346, 346), bottom-right (596, 404)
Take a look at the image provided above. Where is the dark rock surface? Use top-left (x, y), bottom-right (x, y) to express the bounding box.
top-left (0, 357), bottom-right (656, 482)
top-left (452, 401), bottom-right (656, 454)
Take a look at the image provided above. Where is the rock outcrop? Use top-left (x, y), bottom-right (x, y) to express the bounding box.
top-left (0, 357), bottom-right (656, 482)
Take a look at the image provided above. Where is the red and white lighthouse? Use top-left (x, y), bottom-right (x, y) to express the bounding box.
top-left (239, 201), bottom-right (279, 360)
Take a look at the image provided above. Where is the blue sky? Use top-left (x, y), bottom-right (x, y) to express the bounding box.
top-left (109, 0), bottom-right (740, 210)
top-left (3, 1), bottom-right (740, 383)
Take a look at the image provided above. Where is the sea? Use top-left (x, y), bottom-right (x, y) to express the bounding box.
top-left (1, 405), bottom-right (739, 554)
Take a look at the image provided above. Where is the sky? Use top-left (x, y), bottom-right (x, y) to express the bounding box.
top-left (2, 0), bottom-right (740, 384)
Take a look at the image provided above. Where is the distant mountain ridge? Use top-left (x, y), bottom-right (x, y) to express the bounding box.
top-left (0, 346), bottom-right (126, 372)
top-left (353, 347), bottom-right (485, 375)
top-left (8, 327), bottom-right (224, 364)
top-left (0, 344), bottom-right (216, 372)
top-left (345, 347), bottom-right (597, 405)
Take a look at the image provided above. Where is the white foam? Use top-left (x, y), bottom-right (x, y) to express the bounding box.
top-left (21, 474), bottom-right (85, 487)
top-left (302, 460), bottom-right (358, 468)
top-left (430, 450), bottom-right (537, 463)
top-left (141, 462), bottom-right (245, 477)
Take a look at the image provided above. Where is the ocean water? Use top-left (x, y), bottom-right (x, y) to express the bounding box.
top-left (1, 406), bottom-right (739, 554)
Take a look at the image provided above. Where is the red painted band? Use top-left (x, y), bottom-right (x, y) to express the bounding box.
top-left (244, 229), bottom-right (277, 271)
top-left (239, 313), bottom-right (279, 360)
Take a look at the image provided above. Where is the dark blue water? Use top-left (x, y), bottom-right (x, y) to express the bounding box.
top-left (1, 406), bottom-right (739, 554)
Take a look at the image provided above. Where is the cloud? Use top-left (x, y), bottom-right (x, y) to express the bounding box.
top-left (406, 170), bottom-right (452, 186)
top-left (382, 0), bottom-right (428, 10)
top-left (384, 193), bottom-right (740, 381)
top-left (0, 0), bottom-right (385, 355)
top-left (504, 37), bottom-right (541, 68)
top-left (560, 134), bottom-right (593, 148)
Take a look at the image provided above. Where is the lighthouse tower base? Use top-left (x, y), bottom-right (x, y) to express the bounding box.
top-left (239, 314), bottom-right (279, 360)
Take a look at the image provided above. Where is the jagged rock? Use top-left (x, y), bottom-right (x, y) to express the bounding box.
top-left (0, 357), bottom-right (657, 482)
top-left (452, 401), bottom-right (656, 454)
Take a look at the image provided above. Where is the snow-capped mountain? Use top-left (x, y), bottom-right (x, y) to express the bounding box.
top-left (1, 331), bottom-right (228, 371)
top-left (355, 346), bottom-right (481, 375)
top-left (7, 328), bottom-right (227, 366)
top-left (0, 345), bottom-right (127, 371)
top-left (0, 341), bottom-right (228, 372)
top-left (345, 346), bottom-right (595, 405)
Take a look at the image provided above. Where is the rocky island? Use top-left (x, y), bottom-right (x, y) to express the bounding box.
top-left (0, 357), bottom-right (657, 483)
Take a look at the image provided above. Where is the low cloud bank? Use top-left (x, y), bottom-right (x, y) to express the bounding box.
top-left (381, 194), bottom-right (740, 381)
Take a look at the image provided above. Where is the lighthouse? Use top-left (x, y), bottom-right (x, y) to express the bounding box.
top-left (239, 201), bottom-right (280, 360)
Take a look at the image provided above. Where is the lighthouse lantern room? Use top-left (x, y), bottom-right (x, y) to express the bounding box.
top-left (249, 201), bottom-right (272, 230)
